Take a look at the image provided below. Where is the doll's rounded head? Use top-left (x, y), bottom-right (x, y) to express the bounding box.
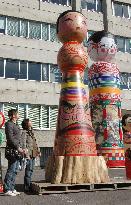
top-left (87, 30), bottom-right (117, 62)
top-left (57, 10), bottom-right (87, 43)
top-left (122, 114), bottom-right (131, 133)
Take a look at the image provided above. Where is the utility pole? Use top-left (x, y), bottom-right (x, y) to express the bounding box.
top-left (102, 0), bottom-right (112, 32)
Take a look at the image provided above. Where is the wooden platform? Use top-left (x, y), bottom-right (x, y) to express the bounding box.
top-left (31, 179), bottom-right (131, 195)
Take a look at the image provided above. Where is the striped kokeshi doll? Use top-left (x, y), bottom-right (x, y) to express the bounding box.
top-left (87, 31), bottom-right (125, 168)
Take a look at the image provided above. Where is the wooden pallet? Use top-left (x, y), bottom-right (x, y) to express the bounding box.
top-left (31, 179), bottom-right (131, 195)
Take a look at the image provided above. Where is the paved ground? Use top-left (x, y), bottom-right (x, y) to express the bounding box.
top-left (1, 169), bottom-right (131, 205)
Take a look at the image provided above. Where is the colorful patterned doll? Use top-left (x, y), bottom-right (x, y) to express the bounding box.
top-left (87, 31), bottom-right (125, 168)
top-left (122, 114), bottom-right (131, 179)
top-left (45, 11), bottom-right (109, 184)
top-left (0, 112), bottom-right (5, 193)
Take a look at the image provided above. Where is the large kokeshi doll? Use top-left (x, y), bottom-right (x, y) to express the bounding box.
top-left (0, 112), bottom-right (5, 193)
top-left (45, 11), bottom-right (109, 184)
top-left (87, 31), bottom-right (125, 168)
top-left (122, 114), bottom-right (131, 179)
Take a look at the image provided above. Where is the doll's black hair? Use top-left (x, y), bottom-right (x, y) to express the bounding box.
top-left (88, 30), bottom-right (114, 43)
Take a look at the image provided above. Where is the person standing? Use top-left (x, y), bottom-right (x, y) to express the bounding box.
top-left (21, 119), bottom-right (40, 193)
top-left (4, 109), bottom-right (23, 196)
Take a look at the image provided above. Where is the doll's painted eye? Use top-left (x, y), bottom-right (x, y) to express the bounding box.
top-left (64, 18), bottom-right (73, 22)
top-left (100, 44), bottom-right (105, 47)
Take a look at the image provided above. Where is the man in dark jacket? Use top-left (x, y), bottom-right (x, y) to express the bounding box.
top-left (4, 109), bottom-right (23, 196)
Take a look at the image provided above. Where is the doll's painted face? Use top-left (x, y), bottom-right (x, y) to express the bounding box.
top-left (123, 117), bottom-right (131, 132)
top-left (87, 31), bottom-right (117, 62)
top-left (57, 11), bottom-right (87, 43)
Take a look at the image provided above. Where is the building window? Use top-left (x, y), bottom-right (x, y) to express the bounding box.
top-left (28, 62), bottom-right (41, 81)
top-left (83, 30), bottom-right (95, 47)
top-left (19, 61), bottom-right (27, 79)
top-left (0, 58), bottom-right (4, 77)
top-left (113, 2), bottom-right (123, 17)
top-left (112, 1), bottom-right (130, 18)
top-left (81, 0), bottom-right (103, 12)
top-left (0, 58), bottom-right (64, 82)
top-left (120, 72), bottom-right (128, 89)
top-left (5, 59), bottom-right (19, 79)
top-left (41, 106), bottom-right (49, 129)
top-left (87, 0), bottom-right (96, 11)
top-left (60, 0), bottom-right (71, 6)
top-left (50, 0), bottom-right (59, 3)
top-left (42, 0), bottom-right (71, 6)
top-left (129, 74), bottom-right (131, 89)
top-left (29, 21), bottom-right (41, 40)
top-left (42, 23), bottom-right (48, 41)
top-left (28, 105), bottom-right (40, 129)
top-left (97, 0), bottom-right (102, 12)
top-left (0, 15), bottom-right (61, 43)
top-left (20, 20), bottom-right (28, 38)
top-left (50, 24), bottom-right (57, 42)
top-left (115, 36), bottom-right (125, 52)
top-left (0, 16), bottom-right (5, 34)
top-left (81, 0), bottom-right (87, 10)
top-left (50, 64), bottom-right (61, 83)
top-left (1, 103), bottom-right (59, 130)
top-left (7, 17), bottom-right (19, 36)
top-left (125, 39), bottom-right (131, 54)
top-left (42, 64), bottom-right (49, 81)
top-left (130, 6), bottom-right (131, 18)
top-left (17, 104), bottom-right (26, 127)
top-left (120, 72), bottom-right (131, 90)
top-left (50, 106), bottom-right (58, 129)
top-left (123, 4), bottom-right (129, 18)
top-left (115, 36), bottom-right (131, 53)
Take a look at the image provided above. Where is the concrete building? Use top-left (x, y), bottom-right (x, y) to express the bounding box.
top-left (0, 0), bottom-right (130, 168)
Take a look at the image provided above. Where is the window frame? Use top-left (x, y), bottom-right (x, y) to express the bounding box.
top-left (0, 15), bottom-right (59, 42)
top-left (29, 20), bottom-right (42, 40)
top-left (7, 16), bottom-right (20, 37)
top-left (28, 62), bottom-right (41, 81)
top-left (0, 58), bottom-right (5, 78)
top-left (42, 0), bottom-right (71, 6)
top-left (115, 35), bottom-right (131, 54)
top-left (0, 103), bottom-right (65, 130)
top-left (112, 1), bottom-right (131, 19)
top-left (18, 61), bottom-right (28, 80)
top-left (0, 16), bottom-right (6, 34)
top-left (125, 38), bottom-right (131, 54)
top-left (81, 0), bottom-right (103, 13)
top-left (49, 64), bottom-right (62, 83)
top-left (20, 19), bottom-right (29, 38)
top-left (120, 72), bottom-right (131, 90)
top-left (41, 63), bottom-right (49, 82)
top-left (5, 59), bottom-right (20, 79)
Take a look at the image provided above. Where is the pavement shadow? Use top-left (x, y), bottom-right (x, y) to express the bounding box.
top-left (15, 184), bottom-right (24, 192)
